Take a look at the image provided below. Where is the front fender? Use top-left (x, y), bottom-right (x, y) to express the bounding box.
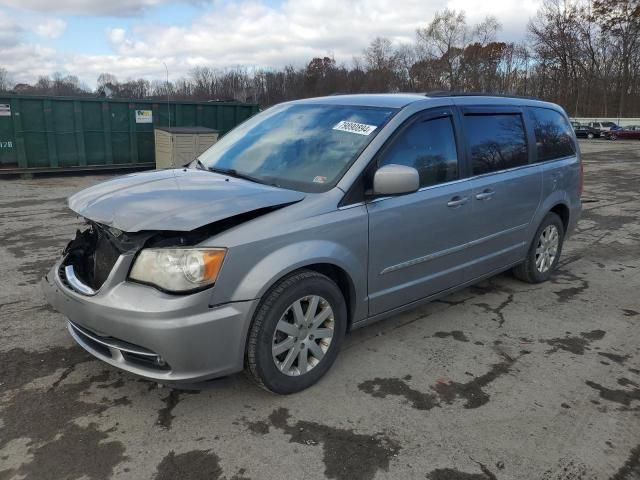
top-left (206, 201), bottom-right (369, 323)
top-left (233, 240), bottom-right (366, 317)
top-left (208, 238), bottom-right (366, 324)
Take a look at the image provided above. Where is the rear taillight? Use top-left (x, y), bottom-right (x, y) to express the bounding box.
top-left (579, 161), bottom-right (584, 197)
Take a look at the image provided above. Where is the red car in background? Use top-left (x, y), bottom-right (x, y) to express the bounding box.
top-left (606, 126), bottom-right (640, 140)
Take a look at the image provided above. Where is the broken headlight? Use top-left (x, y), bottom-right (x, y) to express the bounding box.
top-left (129, 248), bottom-right (226, 293)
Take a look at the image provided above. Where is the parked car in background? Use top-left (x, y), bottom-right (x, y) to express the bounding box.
top-left (588, 121), bottom-right (620, 134)
top-left (605, 128), bottom-right (640, 140)
top-left (573, 124), bottom-right (600, 139)
top-left (43, 93), bottom-right (582, 394)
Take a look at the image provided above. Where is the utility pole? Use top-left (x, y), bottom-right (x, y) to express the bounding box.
top-left (163, 62), bottom-right (171, 128)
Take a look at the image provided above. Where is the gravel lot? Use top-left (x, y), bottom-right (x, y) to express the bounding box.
top-left (1, 139), bottom-right (639, 480)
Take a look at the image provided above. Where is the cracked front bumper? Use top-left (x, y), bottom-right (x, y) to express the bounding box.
top-left (42, 258), bottom-right (258, 383)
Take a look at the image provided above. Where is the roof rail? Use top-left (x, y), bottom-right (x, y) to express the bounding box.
top-left (424, 91), bottom-right (543, 101)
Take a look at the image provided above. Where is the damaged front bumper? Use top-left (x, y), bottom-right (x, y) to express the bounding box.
top-left (42, 254), bottom-right (258, 383)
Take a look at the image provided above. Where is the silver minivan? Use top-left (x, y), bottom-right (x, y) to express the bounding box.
top-left (43, 94), bottom-right (582, 394)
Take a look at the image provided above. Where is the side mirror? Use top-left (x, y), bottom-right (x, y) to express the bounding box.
top-left (372, 164), bottom-right (420, 196)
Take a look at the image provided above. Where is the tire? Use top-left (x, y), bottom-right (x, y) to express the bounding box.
top-left (587, 132), bottom-right (594, 139)
top-left (245, 269), bottom-right (347, 394)
top-left (513, 212), bottom-right (565, 284)
top-left (610, 133), bottom-right (617, 140)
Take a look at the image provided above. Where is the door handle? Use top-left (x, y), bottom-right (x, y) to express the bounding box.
top-left (447, 196), bottom-right (468, 207)
top-left (475, 189), bottom-right (495, 201)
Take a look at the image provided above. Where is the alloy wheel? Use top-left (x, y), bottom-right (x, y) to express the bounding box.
top-left (535, 224), bottom-right (559, 273)
top-left (271, 295), bottom-right (335, 376)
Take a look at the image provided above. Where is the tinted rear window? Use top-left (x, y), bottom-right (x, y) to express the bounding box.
top-left (530, 108), bottom-right (576, 162)
top-left (463, 114), bottom-right (528, 175)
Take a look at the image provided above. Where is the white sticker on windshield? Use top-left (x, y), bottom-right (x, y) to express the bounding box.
top-left (332, 120), bottom-right (377, 136)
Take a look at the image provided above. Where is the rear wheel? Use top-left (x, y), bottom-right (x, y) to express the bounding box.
top-left (246, 270), bottom-right (347, 394)
top-left (513, 212), bottom-right (564, 283)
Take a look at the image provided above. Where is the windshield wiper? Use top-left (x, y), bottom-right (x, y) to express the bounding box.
top-left (208, 167), bottom-right (273, 186)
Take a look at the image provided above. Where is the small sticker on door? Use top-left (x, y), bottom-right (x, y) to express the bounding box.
top-left (332, 120), bottom-right (377, 136)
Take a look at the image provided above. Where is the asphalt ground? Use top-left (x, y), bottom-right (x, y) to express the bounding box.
top-left (1, 139), bottom-right (639, 480)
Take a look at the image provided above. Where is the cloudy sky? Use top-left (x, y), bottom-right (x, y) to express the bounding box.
top-left (0, 0), bottom-right (541, 87)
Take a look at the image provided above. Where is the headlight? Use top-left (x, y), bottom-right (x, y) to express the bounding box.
top-left (129, 248), bottom-right (226, 293)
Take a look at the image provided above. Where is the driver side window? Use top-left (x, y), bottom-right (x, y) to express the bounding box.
top-left (379, 116), bottom-right (459, 188)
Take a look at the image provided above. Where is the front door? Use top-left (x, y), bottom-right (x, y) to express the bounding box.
top-left (367, 110), bottom-right (472, 316)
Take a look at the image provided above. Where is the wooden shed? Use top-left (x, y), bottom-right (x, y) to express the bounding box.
top-left (154, 126), bottom-right (219, 169)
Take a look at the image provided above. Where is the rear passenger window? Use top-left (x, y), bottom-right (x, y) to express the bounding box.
top-left (380, 116), bottom-right (458, 188)
top-left (530, 108), bottom-right (576, 161)
top-left (464, 114), bottom-right (528, 175)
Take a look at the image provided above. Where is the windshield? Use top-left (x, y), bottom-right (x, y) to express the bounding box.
top-left (197, 103), bottom-right (396, 192)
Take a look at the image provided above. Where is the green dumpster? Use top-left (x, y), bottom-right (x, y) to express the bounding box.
top-left (0, 95), bottom-right (259, 174)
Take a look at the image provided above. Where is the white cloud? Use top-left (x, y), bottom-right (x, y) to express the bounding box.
top-left (0, 10), bottom-right (22, 47)
top-left (0, 0), bottom-right (543, 87)
top-left (34, 18), bottom-right (67, 39)
top-left (2, 43), bottom-right (60, 84)
top-left (105, 0), bottom-right (450, 70)
top-left (108, 27), bottom-right (127, 44)
top-left (0, 0), bottom-right (176, 16)
top-left (446, 0), bottom-right (541, 39)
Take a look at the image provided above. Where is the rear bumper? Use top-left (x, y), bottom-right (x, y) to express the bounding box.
top-left (42, 259), bottom-right (258, 383)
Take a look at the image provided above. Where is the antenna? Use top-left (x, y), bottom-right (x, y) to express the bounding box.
top-left (162, 62), bottom-right (170, 128)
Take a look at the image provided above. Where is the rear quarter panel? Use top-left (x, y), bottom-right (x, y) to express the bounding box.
top-left (537, 156), bottom-right (582, 235)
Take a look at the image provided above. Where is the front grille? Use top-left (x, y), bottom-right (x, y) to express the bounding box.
top-left (63, 224), bottom-right (121, 291)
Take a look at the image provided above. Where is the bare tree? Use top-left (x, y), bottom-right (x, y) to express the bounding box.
top-left (394, 44), bottom-right (418, 90)
top-left (5, 4), bottom-right (640, 116)
top-left (0, 67), bottom-right (12, 92)
top-left (593, 0), bottom-right (640, 116)
top-left (417, 9), bottom-right (469, 90)
top-left (474, 16), bottom-right (501, 46)
top-left (528, 0), bottom-right (587, 113)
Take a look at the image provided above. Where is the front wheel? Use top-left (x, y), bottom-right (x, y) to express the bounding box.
top-left (246, 270), bottom-right (347, 394)
top-left (513, 212), bottom-right (565, 283)
top-left (587, 132), bottom-right (594, 139)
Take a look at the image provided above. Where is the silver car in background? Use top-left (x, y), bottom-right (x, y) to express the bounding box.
top-left (43, 93), bottom-right (582, 394)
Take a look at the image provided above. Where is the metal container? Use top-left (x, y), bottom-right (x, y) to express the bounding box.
top-left (0, 95), bottom-right (258, 174)
top-left (154, 126), bottom-right (219, 169)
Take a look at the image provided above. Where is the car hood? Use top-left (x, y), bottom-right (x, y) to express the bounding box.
top-left (68, 168), bottom-right (305, 232)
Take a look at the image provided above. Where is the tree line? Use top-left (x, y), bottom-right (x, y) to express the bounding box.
top-left (1, 0), bottom-right (639, 117)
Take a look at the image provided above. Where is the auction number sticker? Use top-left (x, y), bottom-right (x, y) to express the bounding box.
top-left (0, 104), bottom-right (10, 117)
top-left (0, 140), bottom-right (13, 149)
top-left (332, 120), bottom-right (377, 136)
